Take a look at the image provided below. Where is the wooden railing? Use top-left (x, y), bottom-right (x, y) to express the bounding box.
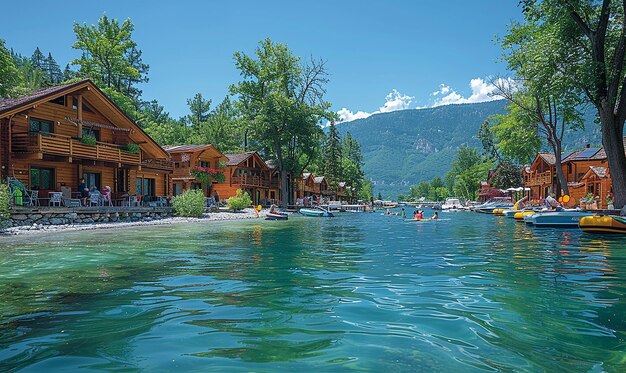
top-left (526, 172), bottom-right (553, 186)
top-left (12, 132), bottom-right (141, 165)
top-left (142, 158), bottom-right (174, 170)
top-left (231, 175), bottom-right (270, 188)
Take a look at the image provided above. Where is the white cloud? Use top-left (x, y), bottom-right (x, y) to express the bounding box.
top-left (337, 108), bottom-right (371, 123)
top-left (432, 78), bottom-right (512, 107)
top-left (335, 89), bottom-right (414, 123)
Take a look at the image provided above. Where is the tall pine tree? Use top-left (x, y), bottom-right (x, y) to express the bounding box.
top-left (324, 121), bottom-right (342, 198)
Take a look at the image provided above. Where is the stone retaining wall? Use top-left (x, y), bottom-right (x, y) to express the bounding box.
top-left (7, 208), bottom-right (172, 227)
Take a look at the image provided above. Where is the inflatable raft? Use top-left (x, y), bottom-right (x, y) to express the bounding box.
top-left (579, 215), bottom-right (626, 234)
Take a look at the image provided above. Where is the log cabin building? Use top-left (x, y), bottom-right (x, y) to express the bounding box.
top-left (525, 143), bottom-right (626, 206)
top-left (164, 144), bottom-right (226, 197)
top-left (212, 151), bottom-right (270, 205)
top-left (0, 80), bottom-right (173, 204)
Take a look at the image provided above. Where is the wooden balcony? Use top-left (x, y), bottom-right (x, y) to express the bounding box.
top-left (526, 172), bottom-right (553, 187)
top-left (12, 132), bottom-right (141, 165)
top-left (231, 175), bottom-right (270, 188)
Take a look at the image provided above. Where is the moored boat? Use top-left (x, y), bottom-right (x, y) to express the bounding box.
top-left (441, 198), bottom-right (466, 211)
top-left (526, 210), bottom-right (595, 227)
top-left (299, 207), bottom-right (334, 217)
top-left (579, 215), bottom-right (626, 234)
top-left (265, 212), bottom-right (288, 220)
top-left (473, 199), bottom-right (514, 214)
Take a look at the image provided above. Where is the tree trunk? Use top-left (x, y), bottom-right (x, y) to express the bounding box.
top-left (280, 169), bottom-right (288, 209)
top-left (600, 110), bottom-right (626, 208)
top-left (553, 148), bottom-right (569, 197)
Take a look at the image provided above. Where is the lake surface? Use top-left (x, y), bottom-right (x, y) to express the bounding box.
top-left (1, 210), bottom-right (625, 372)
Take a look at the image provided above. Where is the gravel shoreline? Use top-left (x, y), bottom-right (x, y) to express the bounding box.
top-left (0, 208), bottom-right (266, 236)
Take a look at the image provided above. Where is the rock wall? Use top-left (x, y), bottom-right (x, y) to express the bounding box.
top-left (7, 210), bottom-right (172, 227)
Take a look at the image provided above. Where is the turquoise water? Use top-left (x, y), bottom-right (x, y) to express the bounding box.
top-left (1, 210), bottom-right (626, 372)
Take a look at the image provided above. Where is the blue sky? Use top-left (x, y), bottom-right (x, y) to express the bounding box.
top-left (3, 1), bottom-right (522, 120)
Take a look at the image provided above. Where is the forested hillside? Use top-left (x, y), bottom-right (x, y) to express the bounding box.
top-left (337, 100), bottom-right (602, 198)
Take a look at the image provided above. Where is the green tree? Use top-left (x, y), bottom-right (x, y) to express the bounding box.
top-left (187, 93), bottom-right (211, 125)
top-left (72, 15), bottom-right (148, 106)
top-left (490, 161), bottom-right (523, 190)
top-left (45, 52), bottom-right (63, 85)
top-left (0, 40), bottom-right (20, 97)
top-left (231, 38), bottom-right (333, 208)
top-left (515, 0), bottom-right (626, 207)
top-left (324, 121), bottom-right (342, 196)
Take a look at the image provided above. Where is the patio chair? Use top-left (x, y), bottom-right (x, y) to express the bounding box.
top-left (89, 192), bottom-right (101, 207)
top-left (49, 192), bottom-right (62, 207)
top-left (28, 190), bottom-right (40, 206)
top-left (7, 177), bottom-right (32, 206)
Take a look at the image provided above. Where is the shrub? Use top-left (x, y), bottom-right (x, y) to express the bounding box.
top-left (124, 143), bottom-right (140, 154)
top-left (80, 134), bottom-right (97, 146)
top-left (0, 183), bottom-right (9, 222)
top-left (171, 189), bottom-right (205, 217)
top-left (227, 189), bottom-right (252, 211)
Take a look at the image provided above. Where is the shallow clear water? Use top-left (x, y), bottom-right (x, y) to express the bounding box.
top-left (1, 210), bottom-right (626, 372)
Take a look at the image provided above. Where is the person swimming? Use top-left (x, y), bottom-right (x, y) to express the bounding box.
top-left (432, 211), bottom-right (438, 220)
top-left (414, 210), bottom-right (423, 220)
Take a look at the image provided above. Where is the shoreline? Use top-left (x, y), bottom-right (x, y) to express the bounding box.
top-left (0, 208), bottom-right (267, 237)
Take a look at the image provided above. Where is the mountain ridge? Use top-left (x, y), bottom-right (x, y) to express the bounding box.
top-left (336, 100), bottom-right (602, 198)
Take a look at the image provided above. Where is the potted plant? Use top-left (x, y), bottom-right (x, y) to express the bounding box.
top-left (80, 134), bottom-right (97, 146)
top-left (123, 143), bottom-right (140, 154)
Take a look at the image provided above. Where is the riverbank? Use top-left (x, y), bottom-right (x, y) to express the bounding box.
top-left (0, 208), bottom-right (266, 236)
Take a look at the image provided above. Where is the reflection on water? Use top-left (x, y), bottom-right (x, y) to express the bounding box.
top-left (1, 211), bottom-right (626, 371)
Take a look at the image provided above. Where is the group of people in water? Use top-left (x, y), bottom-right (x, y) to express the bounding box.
top-left (385, 207), bottom-right (438, 220)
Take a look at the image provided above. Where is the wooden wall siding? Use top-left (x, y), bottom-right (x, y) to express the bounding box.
top-left (563, 159), bottom-right (608, 183)
top-left (10, 160), bottom-right (77, 191)
top-left (130, 169), bottom-right (169, 197)
top-left (0, 119), bottom-right (7, 180)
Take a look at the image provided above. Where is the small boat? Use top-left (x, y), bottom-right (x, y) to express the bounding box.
top-left (265, 211), bottom-right (288, 220)
top-left (525, 210), bottom-right (595, 227)
top-left (299, 207), bottom-right (334, 217)
top-left (473, 199), bottom-right (514, 214)
top-left (441, 198), bottom-right (466, 211)
top-left (579, 215), bottom-right (626, 234)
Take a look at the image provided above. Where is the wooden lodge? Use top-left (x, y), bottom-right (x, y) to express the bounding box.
top-left (164, 144), bottom-right (226, 197)
top-left (212, 151), bottom-right (271, 205)
top-left (0, 80), bottom-right (173, 205)
top-left (524, 143), bottom-right (625, 207)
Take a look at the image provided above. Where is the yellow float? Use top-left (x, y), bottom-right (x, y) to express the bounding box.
top-left (514, 211), bottom-right (535, 221)
top-left (493, 208), bottom-right (505, 216)
top-left (579, 215), bottom-right (626, 234)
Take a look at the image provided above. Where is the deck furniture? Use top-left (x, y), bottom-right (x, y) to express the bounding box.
top-left (28, 190), bottom-right (41, 206)
top-left (49, 192), bottom-right (63, 207)
top-left (63, 198), bottom-right (81, 207)
top-left (89, 192), bottom-right (102, 206)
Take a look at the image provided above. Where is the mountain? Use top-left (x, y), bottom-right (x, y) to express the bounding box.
top-left (336, 100), bottom-right (602, 198)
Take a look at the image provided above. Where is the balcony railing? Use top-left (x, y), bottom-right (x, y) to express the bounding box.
top-left (231, 175), bottom-right (270, 188)
top-left (13, 132), bottom-right (141, 165)
top-left (142, 158), bottom-right (174, 171)
top-left (526, 172), bottom-right (553, 186)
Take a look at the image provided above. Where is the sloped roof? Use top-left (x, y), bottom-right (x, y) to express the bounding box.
top-left (0, 79), bottom-right (168, 159)
top-left (314, 176), bottom-right (326, 184)
top-left (0, 80), bottom-right (85, 114)
top-left (224, 151), bottom-right (269, 169)
top-left (588, 166), bottom-right (608, 178)
top-left (538, 153), bottom-right (556, 165)
top-left (302, 172), bottom-right (312, 180)
top-left (164, 144), bottom-right (215, 153)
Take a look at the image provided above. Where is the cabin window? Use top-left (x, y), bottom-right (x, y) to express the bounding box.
top-left (82, 128), bottom-right (100, 141)
top-left (567, 163), bottom-right (572, 174)
top-left (29, 118), bottom-right (53, 134)
top-left (174, 162), bottom-right (180, 169)
top-left (83, 172), bottom-right (102, 191)
top-left (137, 177), bottom-right (156, 197)
top-left (50, 96), bottom-right (65, 106)
top-left (199, 161), bottom-right (210, 168)
top-left (116, 169), bottom-right (127, 193)
top-left (30, 167), bottom-right (55, 190)
top-left (173, 183), bottom-right (182, 196)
